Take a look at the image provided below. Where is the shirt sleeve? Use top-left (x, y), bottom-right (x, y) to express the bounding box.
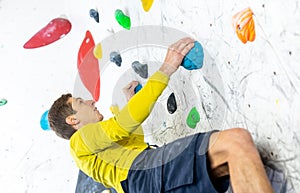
top-left (74, 70), bottom-right (169, 151)
top-left (115, 70), bottom-right (169, 134)
top-left (70, 132), bottom-right (120, 188)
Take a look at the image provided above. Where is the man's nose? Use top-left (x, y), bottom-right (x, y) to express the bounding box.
top-left (86, 100), bottom-right (95, 106)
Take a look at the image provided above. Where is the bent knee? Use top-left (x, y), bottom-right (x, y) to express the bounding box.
top-left (207, 128), bottom-right (259, 169)
top-left (222, 128), bottom-right (256, 153)
top-left (208, 128), bottom-right (253, 154)
top-left (228, 128), bottom-right (253, 143)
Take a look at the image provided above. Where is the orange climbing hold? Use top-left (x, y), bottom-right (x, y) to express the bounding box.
top-left (232, 7), bottom-right (256, 44)
top-left (141, 0), bottom-right (154, 12)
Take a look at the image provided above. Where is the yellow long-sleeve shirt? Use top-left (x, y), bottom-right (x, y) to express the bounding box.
top-left (70, 71), bottom-right (169, 193)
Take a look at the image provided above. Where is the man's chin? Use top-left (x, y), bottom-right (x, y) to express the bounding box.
top-left (94, 110), bottom-right (103, 121)
top-left (97, 113), bottom-right (104, 121)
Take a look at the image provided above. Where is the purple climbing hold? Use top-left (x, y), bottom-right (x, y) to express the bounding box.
top-left (132, 61), bottom-right (148, 79)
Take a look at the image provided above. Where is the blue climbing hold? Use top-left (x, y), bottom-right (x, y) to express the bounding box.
top-left (134, 84), bottom-right (142, 93)
top-left (40, 110), bottom-right (51, 131)
top-left (110, 51), bottom-right (122, 67)
top-left (89, 9), bottom-right (99, 23)
top-left (181, 41), bottom-right (204, 70)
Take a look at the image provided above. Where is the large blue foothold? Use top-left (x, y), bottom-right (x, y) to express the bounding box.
top-left (40, 110), bottom-right (51, 131)
top-left (181, 41), bottom-right (204, 70)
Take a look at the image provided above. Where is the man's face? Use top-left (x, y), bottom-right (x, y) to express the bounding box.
top-left (70, 97), bottom-right (104, 126)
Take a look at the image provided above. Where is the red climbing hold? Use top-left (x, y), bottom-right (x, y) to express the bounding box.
top-left (23, 17), bottom-right (72, 49)
top-left (77, 31), bottom-right (100, 102)
top-left (78, 31), bottom-right (95, 66)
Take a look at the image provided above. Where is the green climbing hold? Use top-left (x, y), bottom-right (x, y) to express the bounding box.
top-left (186, 107), bottom-right (200, 129)
top-left (115, 9), bottom-right (131, 30)
top-left (0, 99), bottom-right (7, 106)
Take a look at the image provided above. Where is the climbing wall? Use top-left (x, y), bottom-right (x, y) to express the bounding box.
top-left (0, 0), bottom-right (299, 192)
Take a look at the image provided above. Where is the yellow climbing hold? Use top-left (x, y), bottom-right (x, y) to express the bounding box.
top-left (141, 0), bottom-right (154, 12)
top-left (93, 43), bottom-right (102, 59)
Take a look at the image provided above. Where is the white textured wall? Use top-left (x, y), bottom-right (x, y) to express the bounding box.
top-left (0, 0), bottom-right (299, 192)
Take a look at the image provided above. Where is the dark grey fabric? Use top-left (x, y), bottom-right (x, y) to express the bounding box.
top-left (121, 131), bottom-right (230, 193)
top-left (75, 170), bottom-right (117, 193)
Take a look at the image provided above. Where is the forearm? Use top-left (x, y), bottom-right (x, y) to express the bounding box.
top-left (116, 37), bottom-right (194, 133)
top-left (159, 63), bottom-right (177, 77)
top-left (116, 71), bottom-right (169, 130)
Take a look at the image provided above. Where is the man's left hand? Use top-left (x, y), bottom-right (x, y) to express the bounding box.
top-left (122, 81), bottom-right (139, 101)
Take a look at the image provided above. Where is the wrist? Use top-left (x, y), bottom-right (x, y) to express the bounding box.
top-left (159, 63), bottom-right (177, 77)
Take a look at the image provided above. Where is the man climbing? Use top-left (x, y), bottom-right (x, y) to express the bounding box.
top-left (48, 37), bottom-right (274, 193)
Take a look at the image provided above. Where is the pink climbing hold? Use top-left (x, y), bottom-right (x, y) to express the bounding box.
top-left (23, 17), bottom-right (72, 49)
top-left (77, 31), bottom-right (100, 102)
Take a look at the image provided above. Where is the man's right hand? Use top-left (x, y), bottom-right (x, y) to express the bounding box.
top-left (159, 37), bottom-right (195, 76)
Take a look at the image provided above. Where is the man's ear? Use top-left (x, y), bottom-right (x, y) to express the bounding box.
top-left (65, 115), bottom-right (80, 127)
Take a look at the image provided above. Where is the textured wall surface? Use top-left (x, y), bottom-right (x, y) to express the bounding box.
top-left (0, 0), bottom-right (299, 192)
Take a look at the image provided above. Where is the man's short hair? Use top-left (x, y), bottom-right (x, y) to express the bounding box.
top-left (48, 93), bottom-right (76, 140)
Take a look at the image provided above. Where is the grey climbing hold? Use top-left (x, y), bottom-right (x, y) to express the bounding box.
top-left (167, 93), bottom-right (177, 114)
top-left (89, 9), bottom-right (99, 23)
top-left (110, 51), bottom-right (122, 67)
top-left (132, 61), bottom-right (148, 79)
